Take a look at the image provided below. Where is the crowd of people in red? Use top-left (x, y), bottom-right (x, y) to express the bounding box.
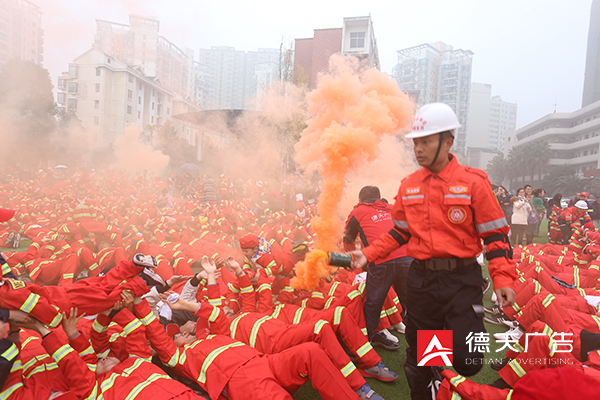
top-left (0, 168), bottom-right (406, 400)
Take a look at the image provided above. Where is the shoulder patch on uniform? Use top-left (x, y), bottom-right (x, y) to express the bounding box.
top-left (463, 165), bottom-right (488, 179)
top-left (7, 279), bottom-right (26, 290)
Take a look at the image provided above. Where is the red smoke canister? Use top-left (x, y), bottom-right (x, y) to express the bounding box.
top-left (327, 252), bottom-right (354, 270)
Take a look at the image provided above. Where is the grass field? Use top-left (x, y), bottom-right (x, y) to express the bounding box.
top-left (292, 221), bottom-right (550, 400)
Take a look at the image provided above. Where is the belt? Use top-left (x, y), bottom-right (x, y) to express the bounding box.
top-left (418, 257), bottom-right (478, 271)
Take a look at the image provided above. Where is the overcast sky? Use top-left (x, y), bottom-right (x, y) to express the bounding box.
top-left (37, 0), bottom-right (593, 128)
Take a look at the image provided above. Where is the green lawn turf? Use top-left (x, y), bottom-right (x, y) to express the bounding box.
top-left (292, 221), bottom-right (550, 399)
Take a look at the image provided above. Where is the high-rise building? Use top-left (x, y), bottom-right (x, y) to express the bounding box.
top-left (0, 0), bottom-right (43, 66)
top-left (294, 16), bottom-right (380, 90)
top-left (197, 46), bottom-right (280, 110)
top-left (467, 83), bottom-right (517, 153)
top-left (56, 48), bottom-right (200, 147)
top-left (393, 41), bottom-right (473, 154)
top-left (583, 0), bottom-right (600, 107)
top-left (93, 15), bottom-right (199, 104)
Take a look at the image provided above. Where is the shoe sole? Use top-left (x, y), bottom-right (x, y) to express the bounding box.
top-left (371, 341), bottom-right (400, 351)
top-left (483, 316), bottom-right (504, 325)
top-left (359, 370), bottom-right (397, 381)
top-left (4, 232), bottom-right (14, 245)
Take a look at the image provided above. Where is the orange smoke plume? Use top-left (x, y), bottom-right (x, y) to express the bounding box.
top-left (291, 55), bottom-right (414, 290)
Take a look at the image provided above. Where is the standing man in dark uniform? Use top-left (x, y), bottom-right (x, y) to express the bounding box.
top-left (350, 103), bottom-right (518, 399)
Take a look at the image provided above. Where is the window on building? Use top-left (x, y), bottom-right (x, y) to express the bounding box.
top-left (128, 90), bottom-right (133, 100)
top-left (127, 105), bottom-right (132, 115)
top-left (151, 116), bottom-right (154, 123)
top-left (67, 98), bottom-right (77, 110)
top-left (138, 97), bottom-right (141, 105)
top-left (58, 79), bottom-right (66, 90)
top-left (94, 116), bottom-right (99, 125)
top-left (139, 82), bottom-right (142, 90)
top-left (137, 111), bottom-right (141, 119)
top-left (57, 93), bottom-right (65, 104)
top-left (95, 84), bottom-right (100, 93)
top-left (128, 75), bottom-right (133, 83)
top-left (152, 102), bottom-right (155, 110)
top-left (350, 32), bottom-right (366, 48)
top-left (94, 100), bottom-right (100, 109)
top-left (96, 67), bottom-right (101, 76)
top-left (68, 65), bottom-right (78, 77)
top-left (67, 82), bottom-right (78, 94)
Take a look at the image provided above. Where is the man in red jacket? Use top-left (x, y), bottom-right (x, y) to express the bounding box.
top-left (343, 185), bottom-right (411, 350)
top-left (350, 103), bottom-right (518, 399)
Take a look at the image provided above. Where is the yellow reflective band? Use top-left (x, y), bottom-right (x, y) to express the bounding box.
top-left (512, 303), bottom-right (521, 313)
top-left (380, 309), bottom-right (387, 319)
top-left (52, 343), bottom-right (75, 364)
top-left (357, 282), bottom-right (366, 294)
top-left (508, 359), bottom-right (526, 378)
top-left (0, 383), bottom-right (24, 400)
top-left (573, 268), bottom-right (580, 287)
top-left (301, 298), bottom-right (309, 308)
top-left (25, 363), bottom-right (59, 379)
top-left (347, 290), bottom-right (361, 301)
top-left (89, 263), bottom-right (100, 271)
top-left (228, 283), bottom-right (240, 294)
top-left (1, 263), bottom-right (11, 276)
top-left (122, 319), bottom-right (143, 336)
top-left (451, 391), bottom-right (463, 400)
top-left (199, 342), bottom-right (246, 383)
top-left (110, 333), bottom-right (122, 343)
top-left (257, 283), bottom-right (271, 293)
top-left (20, 292), bottom-right (40, 313)
top-left (548, 337), bottom-right (557, 357)
top-left (334, 307), bottom-right (344, 325)
top-left (23, 353), bottom-right (49, 372)
top-left (542, 294), bottom-right (555, 308)
top-left (592, 316), bottom-right (600, 331)
top-left (356, 342), bottom-right (373, 358)
top-left (578, 288), bottom-right (586, 297)
top-left (340, 361), bottom-right (356, 377)
top-left (299, 372), bottom-right (308, 378)
top-left (249, 316), bottom-right (271, 347)
top-left (533, 280), bottom-right (541, 294)
top-left (361, 328), bottom-right (368, 336)
top-left (10, 360), bottom-right (22, 373)
top-left (1, 343), bottom-right (18, 362)
top-left (450, 375), bottom-right (467, 387)
top-left (240, 285), bottom-right (253, 294)
top-left (121, 358), bottom-right (145, 376)
top-left (230, 313), bottom-right (249, 339)
top-left (542, 324), bottom-right (553, 336)
top-left (328, 282), bottom-right (340, 296)
top-left (281, 286), bottom-right (294, 293)
top-left (62, 273), bottom-right (74, 279)
top-left (79, 345), bottom-right (95, 357)
top-left (165, 348), bottom-right (180, 368)
top-left (99, 372), bottom-right (120, 395)
top-left (208, 298), bottom-right (222, 307)
top-left (314, 320), bottom-right (329, 334)
top-left (272, 305), bottom-right (283, 319)
top-left (384, 306), bottom-right (399, 316)
top-left (179, 340), bottom-right (204, 365)
top-left (124, 372), bottom-right (168, 400)
top-left (324, 297), bottom-right (335, 309)
top-left (312, 292), bottom-right (324, 299)
top-left (292, 308), bottom-right (304, 325)
top-left (208, 306), bottom-right (221, 322)
top-left (93, 319), bottom-right (108, 333)
top-left (506, 390), bottom-right (513, 400)
top-left (140, 311), bottom-right (157, 326)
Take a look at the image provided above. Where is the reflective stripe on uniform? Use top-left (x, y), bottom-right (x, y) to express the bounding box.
top-left (508, 359), bottom-right (526, 378)
top-left (356, 342), bottom-right (373, 358)
top-left (334, 307), bottom-right (344, 325)
top-left (1, 343), bottom-right (18, 362)
top-left (393, 219), bottom-right (408, 229)
top-left (199, 342), bottom-right (246, 383)
top-left (542, 294), bottom-right (555, 308)
top-left (0, 383), bottom-right (24, 400)
top-left (51, 344), bottom-right (75, 364)
top-left (249, 316), bottom-right (271, 347)
top-left (313, 320), bottom-right (329, 334)
top-left (20, 292), bottom-right (40, 313)
top-left (292, 308), bottom-right (304, 325)
top-left (476, 217), bottom-right (508, 233)
top-left (229, 313), bottom-right (249, 339)
top-left (340, 361), bottom-right (356, 377)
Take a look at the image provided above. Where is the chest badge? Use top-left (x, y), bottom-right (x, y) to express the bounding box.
top-left (449, 186), bottom-right (468, 194)
top-left (448, 207), bottom-right (467, 224)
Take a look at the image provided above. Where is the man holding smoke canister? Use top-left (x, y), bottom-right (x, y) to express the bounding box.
top-left (349, 103), bottom-right (518, 400)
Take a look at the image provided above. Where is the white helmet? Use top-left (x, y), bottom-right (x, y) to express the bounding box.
top-left (575, 200), bottom-right (589, 210)
top-left (405, 103), bottom-right (461, 139)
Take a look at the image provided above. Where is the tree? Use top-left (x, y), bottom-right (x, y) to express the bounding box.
top-left (486, 154), bottom-right (507, 183)
top-left (0, 59), bottom-right (57, 166)
top-left (505, 139), bottom-right (551, 188)
top-left (542, 165), bottom-right (580, 196)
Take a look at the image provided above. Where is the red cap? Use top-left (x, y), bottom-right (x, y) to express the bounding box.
top-left (165, 323), bottom-right (180, 338)
top-left (581, 192), bottom-right (590, 197)
top-left (0, 209), bottom-right (16, 222)
top-left (196, 317), bottom-right (209, 333)
top-left (239, 234), bottom-right (259, 248)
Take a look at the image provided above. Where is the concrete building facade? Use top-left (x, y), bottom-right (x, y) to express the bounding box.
top-left (583, 0), bottom-right (600, 108)
top-left (393, 41), bottom-right (473, 155)
top-left (56, 48), bottom-right (200, 149)
top-left (93, 15), bottom-right (201, 104)
top-left (197, 46), bottom-right (280, 110)
top-left (506, 100), bottom-right (600, 184)
top-left (294, 15), bottom-right (379, 90)
top-left (466, 82), bottom-right (517, 162)
top-left (0, 0), bottom-right (43, 66)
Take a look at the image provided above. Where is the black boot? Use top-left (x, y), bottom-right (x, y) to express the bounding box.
top-left (580, 329), bottom-right (600, 362)
top-left (404, 362), bottom-right (433, 400)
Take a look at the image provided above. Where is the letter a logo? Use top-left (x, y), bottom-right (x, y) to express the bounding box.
top-left (417, 330), bottom-right (453, 366)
